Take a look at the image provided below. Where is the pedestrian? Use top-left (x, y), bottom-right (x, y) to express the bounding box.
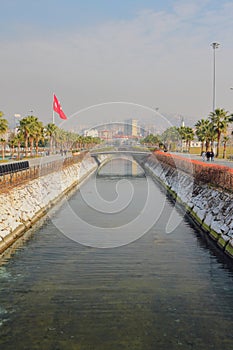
top-left (206, 151), bottom-right (210, 161)
top-left (201, 151), bottom-right (206, 161)
top-left (210, 150), bottom-right (214, 161)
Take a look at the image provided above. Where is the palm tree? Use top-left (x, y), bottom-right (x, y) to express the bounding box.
top-left (14, 133), bottom-right (24, 159)
top-left (195, 119), bottom-right (210, 154)
top-left (33, 121), bottom-right (44, 156)
top-left (205, 122), bottom-right (216, 152)
top-left (8, 132), bottom-right (18, 158)
top-left (209, 108), bottom-right (233, 157)
top-left (0, 138), bottom-right (6, 160)
top-left (76, 135), bottom-right (84, 150)
top-left (55, 128), bottom-right (66, 151)
top-left (0, 111), bottom-right (8, 160)
top-left (19, 116), bottom-right (32, 157)
top-left (222, 135), bottom-right (229, 159)
top-left (27, 116), bottom-right (42, 156)
top-left (63, 131), bottom-right (76, 151)
top-left (46, 123), bottom-right (58, 154)
top-left (92, 137), bottom-right (102, 148)
top-left (19, 115), bottom-right (43, 157)
top-left (178, 126), bottom-right (194, 152)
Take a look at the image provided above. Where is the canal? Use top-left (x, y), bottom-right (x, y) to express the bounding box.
top-left (0, 158), bottom-right (233, 350)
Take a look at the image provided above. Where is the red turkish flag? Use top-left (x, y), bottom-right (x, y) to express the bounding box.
top-left (53, 94), bottom-right (67, 120)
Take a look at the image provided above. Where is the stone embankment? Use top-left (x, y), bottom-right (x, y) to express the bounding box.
top-left (144, 153), bottom-right (233, 259)
top-left (0, 154), bottom-right (104, 254)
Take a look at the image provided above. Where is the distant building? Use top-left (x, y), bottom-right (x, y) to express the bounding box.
top-left (124, 119), bottom-right (138, 137)
top-left (83, 129), bottom-right (99, 138)
top-left (98, 130), bottom-right (113, 140)
top-left (190, 140), bottom-right (202, 148)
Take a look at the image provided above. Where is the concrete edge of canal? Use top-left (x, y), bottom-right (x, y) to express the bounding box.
top-left (140, 154), bottom-right (233, 260)
top-left (0, 154), bottom-right (109, 256)
top-left (1, 151), bottom-right (233, 261)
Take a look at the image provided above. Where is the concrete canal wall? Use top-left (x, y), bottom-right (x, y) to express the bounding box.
top-left (144, 154), bottom-right (233, 259)
top-left (0, 154), bottom-right (104, 254)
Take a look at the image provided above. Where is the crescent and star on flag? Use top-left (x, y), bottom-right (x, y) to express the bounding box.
top-left (53, 94), bottom-right (68, 121)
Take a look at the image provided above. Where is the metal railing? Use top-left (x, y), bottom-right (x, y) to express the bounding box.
top-left (0, 152), bottom-right (87, 192)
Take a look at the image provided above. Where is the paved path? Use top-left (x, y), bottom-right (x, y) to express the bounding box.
top-left (171, 152), bottom-right (233, 169)
top-left (6, 153), bottom-right (72, 167)
top-left (28, 154), bottom-right (68, 166)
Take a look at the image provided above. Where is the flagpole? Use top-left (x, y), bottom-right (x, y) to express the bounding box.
top-left (52, 93), bottom-right (55, 125)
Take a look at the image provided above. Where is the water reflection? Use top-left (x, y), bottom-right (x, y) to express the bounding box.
top-left (97, 157), bottom-right (145, 177)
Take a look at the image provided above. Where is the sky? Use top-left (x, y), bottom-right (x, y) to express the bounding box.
top-left (1, 0), bottom-right (233, 130)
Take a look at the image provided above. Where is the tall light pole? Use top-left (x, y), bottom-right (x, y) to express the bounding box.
top-left (211, 42), bottom-right (220, 112)
top-left (14, 114), bottom-right (21, 131)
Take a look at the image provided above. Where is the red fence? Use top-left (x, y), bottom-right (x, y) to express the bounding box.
top-left (153, 151), bottom-right (233, 192)
top-left (0, 152), bottom-right (87, 192)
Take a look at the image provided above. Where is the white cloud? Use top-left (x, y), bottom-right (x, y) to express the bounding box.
top-left (173, 0), bottom-right (210, 17)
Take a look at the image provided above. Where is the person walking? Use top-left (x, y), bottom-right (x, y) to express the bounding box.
top-left (201, 151), bottom-right (206, 161)
top-left (210, 150), bottom-right (214, 161)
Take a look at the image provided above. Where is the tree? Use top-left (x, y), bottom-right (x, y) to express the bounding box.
top-left (74, 135), bottom-right (84, 150)
top-left (0, 111), bottom-right (8, 160)
top-left (45, 123), bottom-right (58, 154)
top-left (205, 122), bottom-right (216, 152)
top-left (14, 133), bottom-right (24, 159)
top-left (92, 137), bottom-right (102, 148)
top-left (178, 126), bottom-right (194, 152)
top-left (19, 116), bottom-right (32, 157)
top-left (140, 134), bottom-right (160, 148)
top-left (33, 121), bottom-right (44, 156)
top-left (209, 108), bottom-right (233, 157)
top-left (19, 115), bottom-right (44, 157)
top-left (161, 127), bottom-right (180, 151)
top-left (27, 116), bottom-right (42, 156)
top-left (0, 138), bottom-right (6, 160)
top-left (8, 132), bottom-right (18, 158)
top-left (55, 128), bottom-right (66, 151)
top-left (195, 119), bottom-right (210, 154)
top-left (222, 135), bottom-right (229, 159)
top-left (72, 135), bottom-right (101, 151)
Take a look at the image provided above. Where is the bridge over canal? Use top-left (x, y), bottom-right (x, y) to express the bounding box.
top-left (90, 149), bottom-right (151, 157)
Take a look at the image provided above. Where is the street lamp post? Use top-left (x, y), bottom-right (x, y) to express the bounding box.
top-left (14, 114), bottom-right (21, 130)
top-left (211, 42), bottom-right (220, 112)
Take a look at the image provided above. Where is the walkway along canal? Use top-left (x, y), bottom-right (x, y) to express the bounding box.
top-left (0, 156), bottom-right (233, 349)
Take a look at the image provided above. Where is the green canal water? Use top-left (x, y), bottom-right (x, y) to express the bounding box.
top-left (0, 158), bottom-right (233, 349)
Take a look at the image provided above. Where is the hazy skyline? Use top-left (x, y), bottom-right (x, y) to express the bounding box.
top-left (1, 0), bottom-right (233, 129)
